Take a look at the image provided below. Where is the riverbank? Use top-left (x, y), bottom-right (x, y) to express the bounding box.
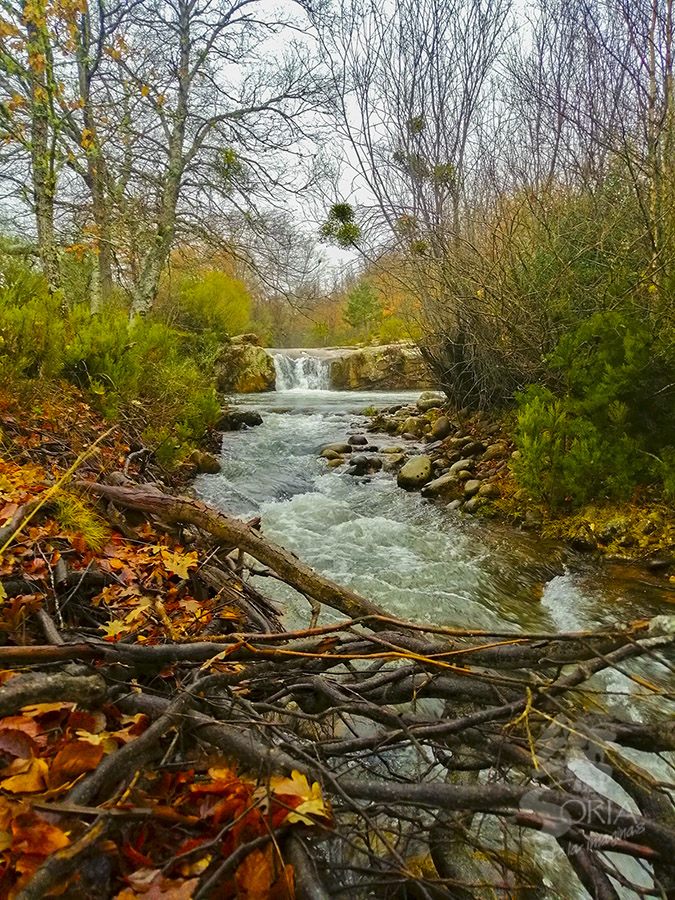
top-left (320, 391), bottom-right (675, 576)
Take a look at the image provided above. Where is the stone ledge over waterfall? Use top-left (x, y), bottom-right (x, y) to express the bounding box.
top-left (268, 343), bottom-right (433, 392)
top-left (216, 334), bottom-right (277, 393)
top-left (217, 338), bottom-right (434, 392)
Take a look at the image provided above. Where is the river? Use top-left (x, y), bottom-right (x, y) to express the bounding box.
top-left (195, 383), bottom-right (672, 637)
top-left (195, 370), bottom-right (674, 900)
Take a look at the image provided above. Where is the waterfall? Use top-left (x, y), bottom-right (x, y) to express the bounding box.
top-left (272, 352), bottom-right (331, 391)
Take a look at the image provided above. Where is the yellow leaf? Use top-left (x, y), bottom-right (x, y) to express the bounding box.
top-left (0, 756), bottom-right (49, 793)
top-left (141, 85), bottom-right (149, 97)
top-left (159, 548), bottom-right (198, 579)
top-left (100, 618), bottom-right (129, 641)
top-left (270, 770), bottom-right (330, 825)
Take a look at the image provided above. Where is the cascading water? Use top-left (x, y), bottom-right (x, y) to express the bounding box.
top-left (272, 352), bottom-right (331, 391)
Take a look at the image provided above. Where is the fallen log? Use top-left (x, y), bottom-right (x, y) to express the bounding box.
top-left (75, 481), bottom-right (390, 621)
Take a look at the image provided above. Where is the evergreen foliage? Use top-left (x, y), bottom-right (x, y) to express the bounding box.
top-left (512, 312), bottom-right (675, 507)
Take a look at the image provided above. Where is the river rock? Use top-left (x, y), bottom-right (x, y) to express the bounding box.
top-left (321, 448), bottom-right (342, 460)
top-left (431, 416), bottom-right (452, 441)
top-left (191, 450), bottom-right (221, 474)
top-left (402, 416), bottom-right (428, 435)
top-left (597, 516), bottom-right (631, 545)
top-left (417, 390), bottom-right (447, 412)
top-left (478, 482), bottom-right (501, 499)
top-left (322, 443), bottom-right (352, 455)
top-left (217, 409), bottom-right (263, 431)
top-left (464, 479), bottom-right (481, 497)
top-left (327, 458), bottom-right (344, 468)
top-left (348, 435), bottom-right (369, 446)
top-left (462, 441), bottom-right (486, 457)
top-left (444, 435), bottom-right (473, 450)
top-left (350, 454), bottom-right (370, 472)
top-left (645, 554), bottom-right (675, 572)
top-left (482, 442), bottom-right (508, 462)
top-left (448, 499), bottom-right (462, 511)
top-left (382, 453), bottom-right (406, 471)
top-left (382, 446), bottom-right (403, 454)
top-left (402, 432), bottom-right (418, 441)
top-left (332, 344), bottom-right (433, 390)
top-left (216, 340), bottom-right (276, 393)
top-left (449, 458), bottom-right (474, 475)
top-left (570, 532), bottom-right (596, 553)
top-left (397, 456), bottom-right (432, 490)
top-left (524, 509), bottom-right (543, 528)
top-left (421, 473), bottom-right (460, 499)
top-left (463, 497), bottom-right (482, 513)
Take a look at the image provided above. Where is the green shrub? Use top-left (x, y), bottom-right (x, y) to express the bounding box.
top-left (512, 386), bottom-right (639, 507)
top-left (0, 257), bottom-right (221, 467)
top-left (0, 266), bottom-right (66, 378)
top-left (513, 312), bottom-right (675, 507)
top-left (170, 270), bottom-right (251, 339)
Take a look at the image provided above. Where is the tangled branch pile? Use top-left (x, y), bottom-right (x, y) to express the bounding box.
top-left (0, 471), bottom-right (674, 899)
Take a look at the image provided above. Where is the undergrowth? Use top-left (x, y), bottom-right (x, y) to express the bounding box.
top-left (0, 257), bottom-right (229, 467)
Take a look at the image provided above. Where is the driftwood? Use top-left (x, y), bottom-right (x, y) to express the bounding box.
top-left (2, 481), bottom-right (674, 899)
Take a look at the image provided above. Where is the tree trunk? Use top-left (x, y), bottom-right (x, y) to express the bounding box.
top-left (75, 481), bottom-right (391, 622)
top-left (25, 1), bottom-right (61, 302)
top-left (76, 4), bottom-right (114, 313)
top-left (130, 0), bottom-right (191, 318)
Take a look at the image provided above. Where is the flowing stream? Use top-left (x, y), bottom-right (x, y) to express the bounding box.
top-left (196, 382), bottom-right (672, 637)
top-left (195, 361), bottom-right (675, 900)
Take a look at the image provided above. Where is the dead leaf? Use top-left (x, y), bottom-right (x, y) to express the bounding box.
top-left (0, 756), bottom-right (49, 793)
top-left (114, 872), bottom-right (198, 899)
top-left (158, 548), bottom-right (198, 580)
top-left (235, 847), bottom-right (273, 900)
top-left (0, 728), bottom-right (39, 760)
top-left (270, 770), bottom-right (330, 825)
top-left (101, 618), bottom-right (130, 641)
top-left (11, 808), bottom-right (70, 856)
top-left (48, 740), bottom-right (104, 788)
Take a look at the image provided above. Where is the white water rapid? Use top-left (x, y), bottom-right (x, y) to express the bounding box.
top-left (195, 383), bottom-right (675, 900)
top-left (272, 351), bottom-right (331, 391)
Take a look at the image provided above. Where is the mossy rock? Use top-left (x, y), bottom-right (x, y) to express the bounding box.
top-left (216, 341), bottom-right (276, 393)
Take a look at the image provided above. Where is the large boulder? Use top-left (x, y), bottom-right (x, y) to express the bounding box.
top-left (417, 391), bottom-right (447, 412)
top-left (397, 456), bottom-right (432, 490)
top-left (216, 339), bottom-right (276, 393)
top-left (330, 344), bottom-right (433, 390)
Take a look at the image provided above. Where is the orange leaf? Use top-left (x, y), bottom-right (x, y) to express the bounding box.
top-left (236, 847), bottom-right (273, 900)
top-left (0, 715), bottom-right (46, 746)
top-left (48, 740), bottom-right (104, 788)
top-left (11, 809), bottom-right (70, 856)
